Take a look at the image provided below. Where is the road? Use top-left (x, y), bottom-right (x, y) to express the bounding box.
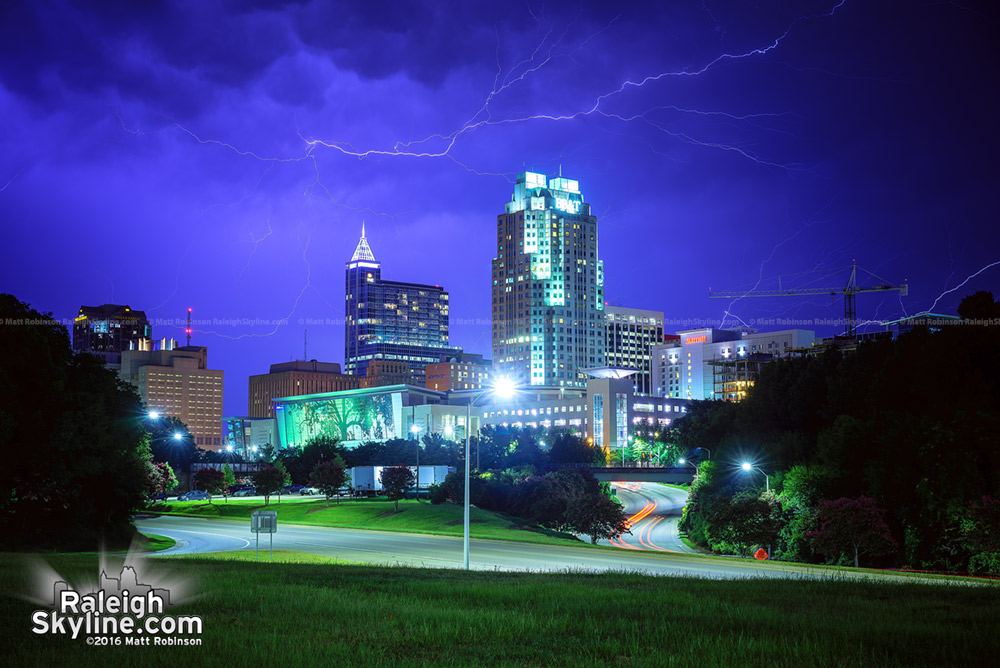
top-left (602, 482), bottom-right (695, 553)
top-left (134, 514), bottom-right (917, 582)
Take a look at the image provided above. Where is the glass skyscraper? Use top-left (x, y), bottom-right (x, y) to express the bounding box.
top-left (344, 224), bottom-right (459, 384)
top-left (492, 171), bottom-right (605, 387)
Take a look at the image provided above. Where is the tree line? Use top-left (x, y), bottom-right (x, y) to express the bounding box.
top-left (675, 291), bottom-right (1000, 574)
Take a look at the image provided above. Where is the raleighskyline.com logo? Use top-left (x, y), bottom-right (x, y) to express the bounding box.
top-left (31, 565), bottom-right (203, 646)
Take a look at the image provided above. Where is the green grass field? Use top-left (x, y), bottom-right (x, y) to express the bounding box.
top-left (148, 497), bottom-right (585, 547)
top-left (2, 551), bottom-right (997, 667)
top-left (136, 533), bottom-right (177, 552)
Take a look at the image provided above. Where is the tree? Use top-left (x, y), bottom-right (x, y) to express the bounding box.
top-left (958, 291), bottom-right (1000, 322)
top-left (273, 460), bottom-right (291, 502)
top-left (310, 459), bottom-right (350, 507)
top-left (252, 464), bottom-right (286, 506)
top-left (709, 491), bottom-right (783, 556)
top-left (222, 464), bottom-right (236, 503)
top-left (193, 467), bottom-right (225, 502)
top-left (960, 496), bottom-right (1000, 575)
top-left (380, 466), bottom-right (416, 511)
top-left (548, 431), bottom-right (603, 464)
top-left (0, 294), bottom-right (152, 549)
top-left (808, 496), bottom-right (897, 568)
top-left (567, 492), bottom-right (630, 544)
top-left (145, 461), bottom-right (178, 499)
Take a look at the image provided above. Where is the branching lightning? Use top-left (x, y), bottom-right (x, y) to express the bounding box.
top-left (927, 260), bottom-right (1000, 314)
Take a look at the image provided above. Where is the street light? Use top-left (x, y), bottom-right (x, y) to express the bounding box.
top-left (678, 457), bottom-right (700, 474)
top-left (464, 377), bottom-right (516, 570)
top-left (148, 410), bottom-right (160, 420)
top-left (411, 424), bottom-right (422, 501)
top-left (740, 462), bottom-right (769, 492)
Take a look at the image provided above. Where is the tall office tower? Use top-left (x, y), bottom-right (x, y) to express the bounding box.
top-left (604, 305), bottom-right (664, 395)
top-left (72, 304), bottom-right (151, 369)
top-left (345, 224), bottom-right (460, 385)
top-left (492, 171), bottom-right (605, 387)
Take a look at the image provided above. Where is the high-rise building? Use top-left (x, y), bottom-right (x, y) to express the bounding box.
top-left (492, 171), bottom-right (605, 387)
top-left (604, 306), bottom-right (664, 395)
top-left (72, 304), bottom-right (151, 369)
top-left (651, 328), bottom-right (815, 401)
top-left (120, 341), bottom-right (225, 450)
top-left (248, 360), bottom-right (360, 419)
top-left (345, 224), bottom-right (460, 385)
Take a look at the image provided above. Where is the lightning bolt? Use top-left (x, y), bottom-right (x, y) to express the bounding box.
top-left (927, 261), bottom-right (1000, 314)
top-left (0, 171), bottom-right (21, 191)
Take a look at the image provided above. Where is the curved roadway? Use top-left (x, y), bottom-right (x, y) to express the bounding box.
top-left (602, 482), bottom-right (694, 553)
top-left (135, 511), bottom-right (918, 582)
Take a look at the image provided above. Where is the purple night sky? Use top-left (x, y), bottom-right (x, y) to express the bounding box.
top-left (1, 1), bottom-right (997, 416)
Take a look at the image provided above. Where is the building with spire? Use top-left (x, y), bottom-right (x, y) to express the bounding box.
top-left (491, 170), bottom-right (605, 387)
top-left (344, 224), bottom-right (461, 384)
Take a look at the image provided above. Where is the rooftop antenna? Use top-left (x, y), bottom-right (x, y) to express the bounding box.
top-left (304, 329), bottom-right (308, 360)
top-left (559, 163), bottom-right (562, 177)
top-left (185, 308), bottom-right (192, 346)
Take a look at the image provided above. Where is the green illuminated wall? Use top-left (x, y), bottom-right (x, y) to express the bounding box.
top-left (276, 392), bottom-right (400, 446)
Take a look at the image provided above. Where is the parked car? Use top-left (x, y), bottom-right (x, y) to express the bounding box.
top-left (288, 484), bottom-right (305, 494)
top-left (177, 490), bottom-right (211, 501)
top-left (232, 487), bottom-right (256, 497)
top-left (299, 486), bottom-right (320, 495)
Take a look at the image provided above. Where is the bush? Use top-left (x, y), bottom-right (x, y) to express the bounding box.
top-left (427, 483), bottom-right (447, 505)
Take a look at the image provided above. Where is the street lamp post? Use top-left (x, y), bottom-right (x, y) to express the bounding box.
top-left (678, 457), bottom-right (700, 474)
top-left (410, 423), bottom-right (421, 501)
top-left (740, 462), bottom-right (769, 492)
top-left (464, 378), bottom-right (515, 570)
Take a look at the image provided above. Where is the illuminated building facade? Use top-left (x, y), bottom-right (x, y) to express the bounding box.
top-left (425, 352), bottom-right (492, 392)
top-left (479, 369), bottom-right (689, 451)
top-left (345, 224), bottom-right (460, 385)
top-left (604, 305), bottom-right (664, 395)
top-left (120, 343), bottom-right (225, 449)
top-left (492, 171), bottom-right (605, 388)
top-left (272, 385), bottom-right (481, 448)
top-left (248, 360), bottom-right (359, 419)
top-left (651, 328), bottom-right (815, 401)
top-left (72, 304), bottom-right (151, 370)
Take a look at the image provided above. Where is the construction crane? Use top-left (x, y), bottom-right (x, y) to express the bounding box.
top-left (709, 263), bottom-right (908, 338)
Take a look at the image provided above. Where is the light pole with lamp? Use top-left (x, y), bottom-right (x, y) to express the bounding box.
top-left (740, 461), bottom-right (772, 558)
top-left (410, 423), bottom-right (421, 501)
top-left (740, 462), bottom-right (769, 492)
top-left (464, 377), bottom-right (516, 570)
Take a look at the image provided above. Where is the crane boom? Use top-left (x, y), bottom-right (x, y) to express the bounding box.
top-left (709, 263), bottom-right (908, 337)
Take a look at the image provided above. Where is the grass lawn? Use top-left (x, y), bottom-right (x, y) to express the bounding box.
top-left (2, 551), bottom-right (997, 667)
top-left (136, 533), bottom-right (177, 552)
top-left (147, 497), bottom-right (586, 547)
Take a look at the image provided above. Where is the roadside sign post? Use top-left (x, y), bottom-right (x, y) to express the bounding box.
top-left (251, 510), bottom-right (277, 561)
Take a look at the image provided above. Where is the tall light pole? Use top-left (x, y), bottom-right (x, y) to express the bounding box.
top-left (740, 462), bottom-right (769, 492)
top-left (464, 377), bottom-right (516, 570)
top-left (410, 423), bottom-right (421, 501)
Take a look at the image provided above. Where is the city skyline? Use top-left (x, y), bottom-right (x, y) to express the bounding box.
top-left (1, 1), bottom-right (996, 417)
